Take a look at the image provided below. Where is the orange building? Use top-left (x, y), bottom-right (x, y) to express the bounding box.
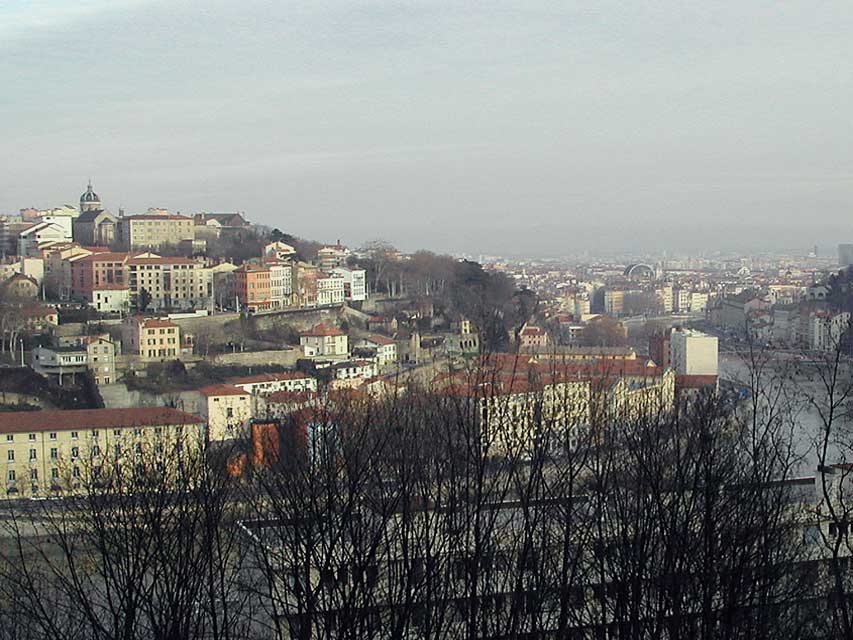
top-left (71, 252), bottom-right (129, 300)
top-left (234, 264), bottom-right (272, 311)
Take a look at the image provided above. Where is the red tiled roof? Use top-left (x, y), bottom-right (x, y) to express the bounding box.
top-left (234, 263), bottom-right (270, 273)
top-left (140, 318), bottom-right (177, 329)
top-left (125, 214), bottom-right (191, 221)
top-left (127, 256), bottom-right (197, 265)
top-left (363, 334), bottom-right (395, 346)
top-left (301, 322), bottom-right (345, 337)
top-left (76, 252), bottom-right (130, 263)
top-left (197, 384), bottom-right (249, 397)
top-left (22, 305), bottom-right (57, 318)
top-left (0, 408), bottom-right (202, 435)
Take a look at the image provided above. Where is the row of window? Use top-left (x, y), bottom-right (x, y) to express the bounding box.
top-left (6, 441), bottom-right (175, 462)
top-left (4, 426), bottom-right (171, 443)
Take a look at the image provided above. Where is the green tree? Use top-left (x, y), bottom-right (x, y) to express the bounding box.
top-left (138, 287), bottom-right (152, 312)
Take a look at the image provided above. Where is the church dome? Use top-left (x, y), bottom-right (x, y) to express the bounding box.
top-left (80, 181), bottom-right (100, 203)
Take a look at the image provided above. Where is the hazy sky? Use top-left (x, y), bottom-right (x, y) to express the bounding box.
top-left (2, 1), bottom-right (852, 255)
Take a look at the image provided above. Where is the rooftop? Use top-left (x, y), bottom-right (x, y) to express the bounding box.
top-left (0, 408), bottom-right (202, 435)
top-left (228, 372), bottom-right (314, 385)
top-left (197, 384), bottom-right (249, 397)
top-left (301, 322), bottom-right (345, 337)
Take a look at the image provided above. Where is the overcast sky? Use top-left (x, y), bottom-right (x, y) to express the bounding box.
top-left (2, 1), bottom-right (851, 255)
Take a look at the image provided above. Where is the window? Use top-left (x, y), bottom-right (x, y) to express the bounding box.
top-left (5, 435), bottom-right (11, 442)
top-left (71, 447), bottom-right (79, 459)
top-left (7, 470), bottom-right (15, 482)
top-left (226, 407), bottom-right (234, 418)
top-left (92, 445), bottom-right (101, 457)
top-left (29, 449), bottom-right (36, 461)
top-left (113, 429), bottom-right (121, 437)
top-left (7, 451), bottom-right (14, 462)
top-left (51, 468), bottom-right (59, 480)
top-left (50, 448), bottom-right (58, 460)
top-left (30, 469), bottom-right (37, 481)
top-left (91, 430), bottom-right (98, 438)
top-left (114, 444), bottom-right (121, 457)
top-left (71, 431), bottom-right (79, 440)
top-left (49, 432), bottom-right (57, 440)
top-left (28, 434), bottom-right (35, 441)
top-left (72, 466), bottom-right (80, 478)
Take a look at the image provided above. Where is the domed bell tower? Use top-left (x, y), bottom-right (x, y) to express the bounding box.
top-left (80, 180), bottom-right (102, 213)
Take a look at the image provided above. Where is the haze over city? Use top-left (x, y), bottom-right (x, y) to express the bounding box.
top-left (3, 0), bottom-right (852, 254)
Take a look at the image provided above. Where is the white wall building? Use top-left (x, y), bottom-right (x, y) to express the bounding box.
top-left (300, 323), bottom-right (348, 357)
top-left (194, 384), bottom-right (253, 442)
top-left (267, 262), bottom-right (293, 308)
top-left (355, 335), bottom-right (398, 366)
top-left (332, 267), bottom-right (367, 301)
top-left (317, 273), bottom-right (346, 306)
top-left (670, 328), bottom-right (718, 376)
top-left (809, 311), bottom-right (851, 352)
top-left (690, 292), bottom-right (709, 312)
top-left (18, 222), bottom-right (70, 256)
top-left (228, 372), bottom-right (317, 395)
top-left (90, 285), bottom-right (130, 314)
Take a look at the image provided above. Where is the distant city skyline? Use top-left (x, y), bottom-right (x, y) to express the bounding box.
top-left (3, 1), bottom-right (852, 254)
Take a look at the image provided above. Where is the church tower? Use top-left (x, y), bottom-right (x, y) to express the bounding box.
top-left (80, 181), bottom-right (102, 213)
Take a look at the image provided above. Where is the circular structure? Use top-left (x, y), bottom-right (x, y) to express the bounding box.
top-left (623, 263), bottom-right (655, 279)
top-left (80, 181), bottom-right (101, 212)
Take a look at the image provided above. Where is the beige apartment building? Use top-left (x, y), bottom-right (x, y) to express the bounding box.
top-left (193, 385), bottom-right (253, 442)
top-left (126, 254), bottom-right (212, 311)
top-left (122, 316), bottom-right (182, 361)
top-left (0, 407), bottom-right (204, 498)
top-left (117, 212), bottom-right (195, 250)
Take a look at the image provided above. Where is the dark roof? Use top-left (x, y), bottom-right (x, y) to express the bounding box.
top-left (0, 408), bottom-right (203, 434)
top-left (75, 209), bottom-right (116, 223)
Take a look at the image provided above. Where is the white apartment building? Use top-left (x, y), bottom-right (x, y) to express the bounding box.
top-left (669, 328), bottom-right (718, 376)
top-left (300, 323), bottom-right (348, 357)
top-left (194, 384), bottom-right (253, 442)
top-left (317, 273), bottom-right (346, 306)
top-left (355, 335), bottom-right (398, 366)
top-left (228, 372), bottom-right (318, 395)
top-left (656, 284), bottom-right (674, 313)
top-left (674, 289), bottom-right (691, 312)
top-left (90, 285), bottom-right (130, 313)
top-left (690, 292), bottom-right (709, 312)
top-left (268, 262), bottom-right (293, 308)
top-left (332, 267), bottom-right (367, 301)
top-left (18, 221), bottom-right (70, 257)
top-left (809, 311), bottom-right (851, 352)
top-left (573, 296), bottom-right (591, 318)
top-left (32, 336), bottom-right (117, 386)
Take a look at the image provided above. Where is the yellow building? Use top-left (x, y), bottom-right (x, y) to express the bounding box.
top-left (0, 407), bottom-right (204, 498)
top-left (117, 212), bottom-right (195, 250)
top-left (121, 316), bottom-right (182, 361)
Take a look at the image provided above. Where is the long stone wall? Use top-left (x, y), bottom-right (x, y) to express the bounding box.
top-left (212, 349), bottom-right (299, 367)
